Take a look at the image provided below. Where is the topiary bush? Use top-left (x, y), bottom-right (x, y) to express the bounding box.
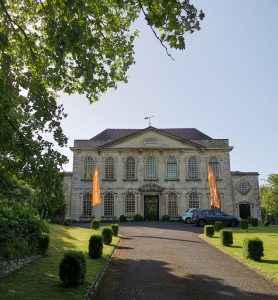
top-left (91, 220), bottom-right (100, 230)
top-left (243, 237), bottom-right (264, 261)
top-left (59, 251), bottom-right (86, 287)
top-left (133, 214), bottom-right (144, 221)
top-left (204, 225), bottom-right (214, 237)
top-left (162, 215), bottom-right (170, 221)
top-left (119, 215), bottom-right (127, 222)
top-left (101, 226), bottom-right (113, 245)
top-left (111, 224), bottom-right (119, 236)
top-left (220, 229), bottom-right (233, 246)
top-left (88, 235), bottom-right (103, 259)
top-left (37, 233), bottom-right (50, 254)
top-left (214, 221), bottom-right (224, 232)
top-left (247, 216), bottom-right (252, 224)
top-left (250, 217), bottom-right (258, 227)
top-left (240, 219), bottom-right (248, 229)
top-left (63, 218), bottom-right (71, 226)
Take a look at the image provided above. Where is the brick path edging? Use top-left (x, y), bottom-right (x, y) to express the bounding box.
top-left (0, 255), bottom-right (40, 278)
top-left (84, 237), bottom-right (121, 300)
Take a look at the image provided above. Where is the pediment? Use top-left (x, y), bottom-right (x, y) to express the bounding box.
top-left (100, 128), bottom-right (203, 150)
top-left (139, 183), bottom-right (164, 192)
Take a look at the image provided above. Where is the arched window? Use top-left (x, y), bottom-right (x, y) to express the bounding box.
top-left (125, 157), bottom-right (135, 180)
top-left (188, 156), bottom-right (198, 180)
top-left (189, 192), bottom-right (200, 208)
top-left (146, 156), bottom-right (157, 180)
top-left (167, 157), bottom-right (178, 180)
top-left (104, 192), bottom-right (114, 217)
top-left (125, 193), bottom-right (135, 217)
top-left (83, 157), bottom-right (94, 180)
top-left (209, 157), bottom-right (220, 180)
top-left (105, 157), bottom-right (115, 180)
top-left (168, 192), bottom-right (178, 217)
top-left (83, 193), bottom-right (92, 217)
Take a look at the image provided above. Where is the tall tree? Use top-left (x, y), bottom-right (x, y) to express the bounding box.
top-left (0, 0), bottom-right (204, 213)
top-left (260, 174), bottom-right (278, 219)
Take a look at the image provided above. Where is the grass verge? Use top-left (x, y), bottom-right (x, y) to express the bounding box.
top-left (200, 225), bottom-right (278, 283)
top-left (0, 224), bottom-right (120, 300)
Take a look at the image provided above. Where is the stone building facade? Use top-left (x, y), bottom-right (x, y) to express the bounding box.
top-left (64, 127), bottom-right (261, 221)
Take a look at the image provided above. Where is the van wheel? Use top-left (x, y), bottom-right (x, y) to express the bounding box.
top-left (230, 219), bottom-right (238, 227)
top-left (198, 219), bottom-right (206, 227)
top-left (185, 217), bottom-right (191, 224)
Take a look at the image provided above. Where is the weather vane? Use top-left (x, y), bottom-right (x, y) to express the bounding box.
top-left (144, 116), bottom-right (154, 126)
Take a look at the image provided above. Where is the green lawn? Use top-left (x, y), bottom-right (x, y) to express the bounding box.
top-left (0, 224), bottom-right (120, 300)
top-left (200, 225), bottom-right (278, 283)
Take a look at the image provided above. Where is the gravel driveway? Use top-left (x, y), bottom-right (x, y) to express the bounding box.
top-left (93, 222), bottom-right (278, 299)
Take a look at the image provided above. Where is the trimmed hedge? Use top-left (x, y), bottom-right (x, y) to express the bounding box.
top-left (204, 225), bottom-right (214, 237)
top-left (119, 215), bottom-right (127, 222)
top-left (214, 221), bottom-right (224, 232)
top-left (111, 224), bottom-right (119, 236)
top-left (250, 218), bottom-right (258, 227)
top-left (243, 237), bottom-right (264, 261)
top-left (220, 229), bottom-right (233, 246)
top-left (37, 233), bottom-right (50, 254)
top-left (59, 251), bottom-right (86, 287)
top-left (247, 216), bottom-right (252, 224)
top-left (102, 226), bottom-right (113, 245)
top-left (162, 215), bottom-right (170, 221)
top-left (88, 235), bottom-right (103, 259)
top-left (63, 218), bottom-right (71, 226)
top-left (133, 214), bottom-right (144, 221)
top-left (91, 220), bottom-right (100, 230)
top-left (240, 219), bottom-right (248, 229)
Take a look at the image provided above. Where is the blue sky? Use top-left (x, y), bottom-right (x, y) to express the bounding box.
top-left (58, 1), bottom-right (278, 183)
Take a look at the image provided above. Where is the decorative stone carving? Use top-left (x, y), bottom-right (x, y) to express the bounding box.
top-left (139, 183), bottom-right (164, 192)
top-left (236, 180), bottom-right (252, 195)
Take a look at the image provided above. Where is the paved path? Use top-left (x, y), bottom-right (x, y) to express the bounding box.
top-left (93, 222), bottom-right (278, 300)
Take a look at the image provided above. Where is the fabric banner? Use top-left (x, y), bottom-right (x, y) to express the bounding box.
top-left (208, 166), bottom-right (220, 209)
top-left (92, 167), bottom-right (101, 207)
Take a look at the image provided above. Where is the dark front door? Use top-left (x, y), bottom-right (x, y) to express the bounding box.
top-left (144, 196), bottom-right (159, 221)
top-left (239, 203), bottom-right (251, 219)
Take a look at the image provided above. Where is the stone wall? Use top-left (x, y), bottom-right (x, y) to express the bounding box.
top-left (0, 255), bottom-right (40, 278)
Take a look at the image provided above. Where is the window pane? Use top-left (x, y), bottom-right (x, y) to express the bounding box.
top-left (188, 157), bottom-right (198, 180)
top-left (125, 157), bottom-right (135, 180)
top-left (83, 193), bottom-right (92, 217)
top-left (125, 193), bottom-right (135, 217)
top-left (105, 157), bottom-right (115, 180)
top-left (189, 192), bottom-right (199, 208)
top-left (209, 157), bottom-right (220, 180)
top-left (168, 192), bottom-right (178, 217)
top-left (104, 192), bottom-right (114, 217)
top-left (83, 157), bottom-right (94, 180)
top-left (167, 157), bottom-right (177, 180)
top-left (146, 157), bottom-right (157, 180)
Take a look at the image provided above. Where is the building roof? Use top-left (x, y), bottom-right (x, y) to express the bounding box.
top-left (90, 127), bottom-right (212, 145)
top-left (231, 171), bottom-right (259, 176)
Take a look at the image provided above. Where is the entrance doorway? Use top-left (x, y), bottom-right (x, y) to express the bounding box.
top-left (239, 203), bottom-right (251, 219)
top-left (144, 196), bottom-right (159, 221)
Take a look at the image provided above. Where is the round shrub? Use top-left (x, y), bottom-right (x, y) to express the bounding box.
top-left (111, 224), bottom-right (119, 236)
top-left (243, 237), bottom-right (264, 261)
top-left (119, 215), bottom-right (127, 222)
top-left (250, 218), bottom-right (258, 227)
top-left (240, 219), bottom-right (248, 229)
top-left (64, 218), bottom-right (71, 226)
top-left (220, 229), bottom-right (233, 246)
top-left (91, 220), bottom-right (100, 230)
top-left (102, 226), bottom-right (113, 245)
top-left (37, 233), bottom-right (50, 254)
top-left (89, 235), bottom-right (103, 259)
top-left (133, 214), bottom-right (144, 221)
top-left (247, 216), bottom-right (252, 224)
top-left (162, 215), bottom-right (170, 221)
top-left (204, 225), bottom-right (214, 237)
top-left (59, 251), bottom-right (86, 287)
top-left (214, 221), bottom-right (224, 232)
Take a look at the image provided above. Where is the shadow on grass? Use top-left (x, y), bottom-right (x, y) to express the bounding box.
top-left (94, 258), bottom-right (278, 300)
top-left (229, 245), bottom-right (242, 249)
top-left (260, 259), bottom-right (278, 265)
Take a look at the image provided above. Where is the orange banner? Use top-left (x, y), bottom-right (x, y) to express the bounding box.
top-left (92, 167), bottom-right (101, 207)
top-left (208, 166), bottom-right (220, 209)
